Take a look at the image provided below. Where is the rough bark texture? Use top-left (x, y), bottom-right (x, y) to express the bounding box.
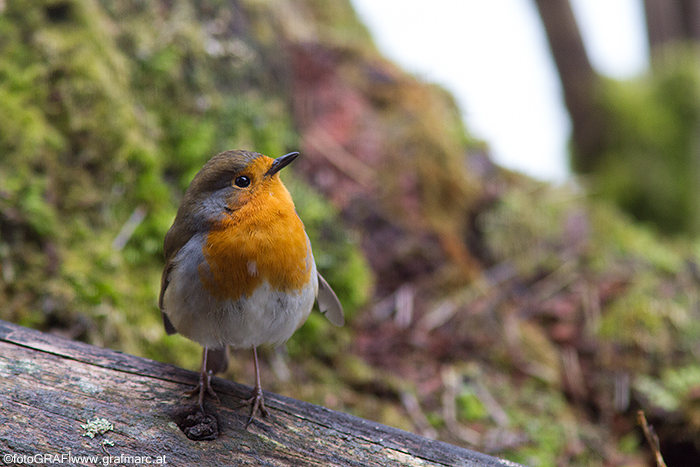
top-left (0, 320), bottom-right (521, 467)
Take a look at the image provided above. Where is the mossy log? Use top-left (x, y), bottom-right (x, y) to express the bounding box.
top-left (0, 320), bottom-right (522, 466)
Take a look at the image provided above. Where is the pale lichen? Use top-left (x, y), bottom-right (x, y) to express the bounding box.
top-left (81, 417), bottom-right (114, 438)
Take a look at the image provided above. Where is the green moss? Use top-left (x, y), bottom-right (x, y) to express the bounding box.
top-left (597, 271), bottom-right (689, 355)
top-left (617, 432), bottom-right (640, 455)
top-left (594, 45), bottom-right (700, 235)
top-left (0, 0), bottom-right (370, 375)
top-left (479, 181), bottom-right (581, 275)
top-left (635, 365), bottom-right (700, 435)
top-left (305, 0), bottom-right (375, 50)
top-left (456, 389), bottom-right (488, 422)
top-left (503, 382), bottom-right (597, 467)
top-left (587, 201), bottom-right (683, 273)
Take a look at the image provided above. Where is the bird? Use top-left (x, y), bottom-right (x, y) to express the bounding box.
top-left (158, 149), bottom-right (344, 425)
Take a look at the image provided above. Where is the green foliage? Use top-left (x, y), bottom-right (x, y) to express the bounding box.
top-left (502, 379), bottom-right (600, 467)
top-left (597, 271), bottom-right (689, 355)
top-left (479, 182), bottom-right (576, 275)
top-left (587, 201), bottom-right (683, 273)
top-left (635, 365), bottom-right (700, 433)
top-left (595, 45), bottom-right (700, 235)
top-left (456, 389), bottom-right (487, 422)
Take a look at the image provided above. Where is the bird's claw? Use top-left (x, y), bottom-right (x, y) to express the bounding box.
top-left (243, 386), bottom-right (268, 428)
top-left (185, 370), bottom-right (220, 411)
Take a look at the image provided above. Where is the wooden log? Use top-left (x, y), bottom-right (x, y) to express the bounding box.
top-left (0, 320), bottom-right (523, 466)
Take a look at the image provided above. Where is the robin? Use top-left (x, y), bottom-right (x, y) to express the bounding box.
top-left (159, 149), bottom-right (344, 425)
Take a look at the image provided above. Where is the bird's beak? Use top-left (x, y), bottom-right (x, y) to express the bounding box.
top-left (266, 151), bottom-right (299, 177)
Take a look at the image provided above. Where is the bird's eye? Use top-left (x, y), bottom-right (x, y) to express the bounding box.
top-left (234, 176), bottom-right (251, 188)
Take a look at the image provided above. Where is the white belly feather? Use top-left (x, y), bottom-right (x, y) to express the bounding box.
top-left (162, 232), bottom-right (318, 349)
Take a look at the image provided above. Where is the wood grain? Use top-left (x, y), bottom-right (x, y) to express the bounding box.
top-left (0, 320), bottom-right (522, 466)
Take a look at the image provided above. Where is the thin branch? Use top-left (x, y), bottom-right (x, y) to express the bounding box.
top-left (638, 410), bottom-right (667, 467)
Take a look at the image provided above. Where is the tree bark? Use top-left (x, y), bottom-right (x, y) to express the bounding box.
top-left (645, 0), bottom-right (700, 53)
top-left (644, 0), bottom-right (684, 50)
top-left (0, 320), bottom-right (520, 467)
top-left (533, 0), bottom-right (606, 173)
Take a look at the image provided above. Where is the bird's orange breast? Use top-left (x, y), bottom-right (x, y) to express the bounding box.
top-left (199, 175), bottom-right (312, 301)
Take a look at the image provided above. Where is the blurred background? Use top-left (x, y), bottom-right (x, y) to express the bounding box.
top-left (353, 0), bottom-right (649, 182)
top-left (1, 0), bottom-right (700, 465)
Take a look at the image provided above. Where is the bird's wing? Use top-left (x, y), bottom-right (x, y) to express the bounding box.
top-left (159, 258), bottom-right (179, 335)
top-left (158, 221), bottom-right (198, 335)
top-left (161, 311), bottom-right (178, 335)
top-left (316, 272), bottom-right (344, 326)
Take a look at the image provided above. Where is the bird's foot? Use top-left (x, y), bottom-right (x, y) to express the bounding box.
top-left (185, 370), bottom-right (220, 411)
top-left (241, 386), bottom-right (268, 428)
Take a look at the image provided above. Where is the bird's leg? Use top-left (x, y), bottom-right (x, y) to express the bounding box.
top-left (243, 346), bottom-right (268, 427)
top-left (185, 347), bottom-right (220, 412)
